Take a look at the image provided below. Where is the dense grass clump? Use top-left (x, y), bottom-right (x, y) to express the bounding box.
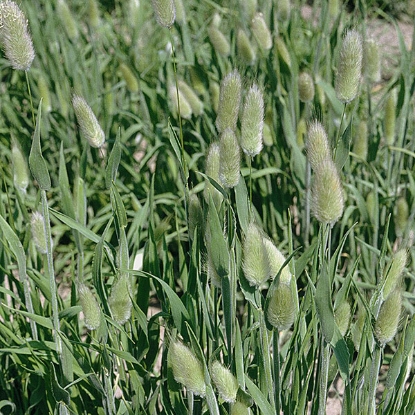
top-left (0, 1), bottom-right (414, 414)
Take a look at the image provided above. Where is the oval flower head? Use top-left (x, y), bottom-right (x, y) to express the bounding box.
top-left (0, 1), bottom-right (35, 70)
top-left (72, 95), bottom-right (105, 148)
top-left (335, 29), bottom-right (363, 103)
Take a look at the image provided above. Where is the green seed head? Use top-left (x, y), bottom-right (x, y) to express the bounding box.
top-left (364, 38), bottom-right (381, 83)
top-left (328, 0), bottom-right (340, 17)
top-left (31, 212), bottom-right (49, 255)
top-left (12, 143), bottom-right (29, 193)
top-left (335, 29), bottom-right (363, 103)
top-left (151, 0), bottom-right (176, 28)
top-left (0, 1), bottom-right (35, 70)
top-left (78, 283), bottom-right (101, 330)
top-left (263, 122), bottom-right (273, 147)
top-left (219, 129), bottom-right (241, 188)
top-left (119, 63), bottom-right (139, 93)
top-left (334, 301), bottom-right (351, 336)
top-left (241, 84), bottom-right (264, 157)
top-left (353, 119), bottom-right (368, 160)
top-left (383, 249), bottom-right (407, 300)
top-left (311, 160), bottom-right (344, 225)
top-left (108, 275), bottom-right (132, 325)
top-left (207, 25), bottom-right (230, 57)
top-left (57, 0), bottom-right (79, 40)
top-left (375, 290), bottom-right (401, 345)
top-left (237, 29), bottom-right (256, 65)
top-left (178, 80), bottom-right (203, 115)
top-left (242, 222), bottom-right (270, 286)
top-left (168, 340), bottom-right (206, 396)
top-left (296, 118), bottom-right (307, 148)
top-left (298, 72), bottom-right (315, 103)
top-left (168, 85), bottom-right (192, 120)
top-left (262, 237), bottom-right (291, 283)
top-left (210, 80), bottom-right (220, 113)
top-left (216, 70), bottom-right (242, 133)
top-left (204, 142), bottom-right (223, 208)
top-left (72, 95), bottom-right (105, 148)
top-left (211, 361), bottom-right (239, 403)
top-left (88, 0), bottom-right (100, 28)
top-left (306, 120), bottom-right (331, 171)
top-left (266, 282), bottom-right (297, 331)
top-left (251, 12), bottom-right (272, 51)
top-left (395, 197), bottom-right (409, 237)
top-left (384, 88), bottom-right (396, 146)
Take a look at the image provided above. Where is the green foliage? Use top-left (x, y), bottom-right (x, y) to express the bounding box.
top-left (0, 0), bottom-right (414, 414)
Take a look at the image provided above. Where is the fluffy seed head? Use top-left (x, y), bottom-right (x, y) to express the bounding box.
top-left (364, 38), bottom-right (381, 83)
top-left (204, 142), bottom-right (223, 207)
top-left (108, 275), bottom-right (132, 325)
top-left (306, 120), bottom-right (331, 171)
top-left (240, 84), bottom-right (264, 157)
top-left (298, 72), bottom-right (315, 103)
top-left (31, 212), bottom-right (49, 254)
top-left (375, 290), bottom-right (401, 345)
top-left (216, 70), bottom-right (242, 133)
top-left (78, 284), bottom-right (101, 330)
top-left (266, 282), bottom-right (297, 330)
top-left (311, 160), bottom-right (344, 225)
top-left (72, 95), bottom-right (105, 148)
top-left (151, 0), bottom-right (176, 28)
top-left (57, 0), bottom-right (79, 40)
top-left (262, 237), bottom-right (291, 283)
top-left (334, 301), bottom-right (351, 336)
top-left (335, 29), bottom-right (363, 103)
top-left (383, 249), bottom-right (407, 299)
top-left (242, 222), bottom-right (270, 286)
top-left (395, 197), bottom-right (409, 237)
top-left (12, 143), bottom-right (29, 193)
top-left (168, 85), bottom-right (192, 119)
top-left (168, 340), bottom-right (206, 396)
top-left (384, 88), bottom-right (396, 146)
top-left (207, 25), bottom-right (230, 57)
top-left (237, 29), bottom-right (256, 65)
top-left (210, 361), bottom-right (239, 403)
top-left (366, 191), bottom-right (377, 225)
top-left (0, 1), bottom-right (35, 70)
top-left (251, 12), bottom-right (272, 51)
top-left (219, 129), bottom-right (241, 188)
top-left (178, 80), bottom-right (203, 115)
top-left (119, 63), bottom-right (139, 93)
top-left (353, 120), bottom-right (368, 160)
top-left (263, 122), bottom-right (273, 147)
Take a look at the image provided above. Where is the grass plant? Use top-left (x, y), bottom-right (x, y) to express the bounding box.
top-left (0, 1), bottom-right (414, 414)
